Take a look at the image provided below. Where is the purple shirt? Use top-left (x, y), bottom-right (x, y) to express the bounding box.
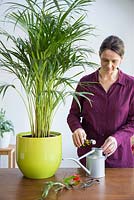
top-left (67, 69), bottom-right (134, 167)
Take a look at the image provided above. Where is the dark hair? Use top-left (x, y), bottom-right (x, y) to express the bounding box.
top-left (99, 35), bottom-right (125, 57)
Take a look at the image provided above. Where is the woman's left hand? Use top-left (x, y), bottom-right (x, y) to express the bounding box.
top-left (101, 136), bottom-right (117, 156)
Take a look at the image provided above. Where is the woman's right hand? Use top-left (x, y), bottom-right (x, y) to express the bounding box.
top-left (72, 128), bottom-right (87, 147)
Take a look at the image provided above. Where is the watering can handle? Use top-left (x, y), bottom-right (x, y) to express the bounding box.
top-left (105, 152), bottom-right (113, 160)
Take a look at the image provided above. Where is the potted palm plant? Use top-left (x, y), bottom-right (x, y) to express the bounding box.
top-left (0, 109), bottom-right (14, 148)
top-left (0, 0), bottom-right (95, 178)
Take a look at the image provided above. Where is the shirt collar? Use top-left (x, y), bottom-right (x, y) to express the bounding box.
top-left (116, 70), bottom-right (126, 86)
top-left (95, 68), bottom-right (125, 86)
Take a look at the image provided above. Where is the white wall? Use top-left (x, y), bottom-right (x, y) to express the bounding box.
top-left (0, 0), bottom-right (134, 168)
top-left (87, 0), bottom-right (134, 74)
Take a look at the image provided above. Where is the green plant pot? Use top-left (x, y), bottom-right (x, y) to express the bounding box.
top-left (16, 132), bottom-right (62, 179)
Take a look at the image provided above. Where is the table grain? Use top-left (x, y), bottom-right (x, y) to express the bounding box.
top-left (0, 168), bottom-right (134, 200)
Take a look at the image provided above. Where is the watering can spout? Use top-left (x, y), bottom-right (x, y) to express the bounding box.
top-left (63, 157), bottom-right (91, 175)
top-left (63, 149), bottom-right (96, 175)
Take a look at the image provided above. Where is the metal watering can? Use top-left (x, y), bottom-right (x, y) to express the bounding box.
top-left (64, 147), bottom-right (108, 178)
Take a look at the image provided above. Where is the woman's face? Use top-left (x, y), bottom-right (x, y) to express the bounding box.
top-left (100, 49), bottom-right (122, 73)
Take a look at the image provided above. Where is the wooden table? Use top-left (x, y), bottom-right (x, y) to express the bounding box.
top-left (0, 168), bottom-right (134, 200)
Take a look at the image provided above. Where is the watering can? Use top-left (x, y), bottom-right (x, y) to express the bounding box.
top-left (64, 147), bottom-right (110, 178)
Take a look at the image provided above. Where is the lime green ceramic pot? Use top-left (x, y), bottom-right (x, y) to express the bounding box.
top-left (16, 132), bottom-right (62, 179)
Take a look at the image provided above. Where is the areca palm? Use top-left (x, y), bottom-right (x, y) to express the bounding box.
top-left (0, 0), bottom-right (95, 137)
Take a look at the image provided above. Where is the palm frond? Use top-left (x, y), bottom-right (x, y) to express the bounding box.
top-left (0, 0), bottom-right (96, 137)
top-left (0, 84), bottom-right (15, 98)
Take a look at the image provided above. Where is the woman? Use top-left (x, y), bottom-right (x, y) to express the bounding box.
top-left (67, 35), bottom-right (134, 167)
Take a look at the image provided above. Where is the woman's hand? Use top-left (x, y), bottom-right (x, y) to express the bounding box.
top-left (72, 128), bottom-right (87, 147)
top-left (101, 136), bottom-right (117, 156)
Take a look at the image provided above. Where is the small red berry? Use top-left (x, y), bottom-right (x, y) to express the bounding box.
top-left (73, 174), bottom-right (80, 182)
